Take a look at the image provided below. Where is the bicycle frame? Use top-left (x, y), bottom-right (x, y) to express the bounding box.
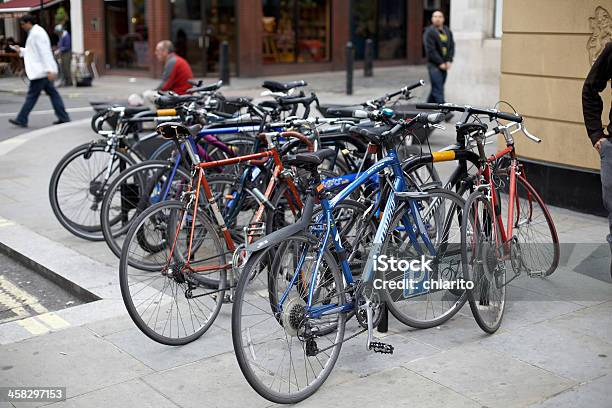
top-left (169, 142), bottom-right (303, 275)
top-left (276, 148), bottom-right (437, 319)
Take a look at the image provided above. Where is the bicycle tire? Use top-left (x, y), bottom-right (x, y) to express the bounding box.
top-left (382, 188), bottom-right (468, 328)
top-left (119, 200), bottom-right (226, 345)
top-left (49, 142), bottom-right (135, 241)
top-left (232, 235), bottom-right (345, 404)
top-left (461, 189), bottom-right (506, 334)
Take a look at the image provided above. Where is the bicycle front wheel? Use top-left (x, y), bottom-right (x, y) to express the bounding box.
top-left (462, 190), bottom-right (506, 334)
top-left (381, 188), bottom-right (468, 328)
top-left (119, 200), bottom-right (226, 345)
top-left (232, 235), bottom-right (346, 404)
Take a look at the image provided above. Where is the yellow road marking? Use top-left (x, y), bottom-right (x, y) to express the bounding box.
top-left (0, 275), bottom-right (49, 313)
top-left (17, 317), bottom-right (49, 335)
top-left (37, 313), bottom-right (70, 330)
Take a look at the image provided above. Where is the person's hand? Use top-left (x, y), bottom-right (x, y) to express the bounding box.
top-left (9, 44), bottom-right (20, 53)
top-left (595, 137), bottom-right (608, 152)
top-left (438, 63), bottom-right (447, 70)
top-left (446, 62), bottom-right (452, 70)
top-left (47, 72), bottom-right (56, 81)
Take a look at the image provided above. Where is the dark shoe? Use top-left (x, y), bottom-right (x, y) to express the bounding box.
top-left (53, 119), bottom-right (71, 125)
top-left (8, 118), bottom-right (27, 128)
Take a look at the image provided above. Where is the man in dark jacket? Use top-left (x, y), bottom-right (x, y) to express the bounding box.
top-left (423, 10), bottom-right (455, 104)
top-left (582, 41), bottom-right (612, 277)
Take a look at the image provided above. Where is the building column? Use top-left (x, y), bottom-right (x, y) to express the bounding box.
top-left (81, 0), bottom-right (105, 74)
top-left (70, 0), bottom-right (84, 53)
top-left (330, 0), bottom-right (350, 70)
top-left (406, 0), bottom-right (425, 64)
top-left (446, 0), bottom-right (500, 106)
top-left (147, 0), bottom-right (170, 78)
top-left (236, 0), bottom-right (263, 77)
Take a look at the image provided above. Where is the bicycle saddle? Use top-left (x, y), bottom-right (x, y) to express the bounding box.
top-left (156, 122), bottom-right (202, 139)
top-left (262, 80), bottom-right (307, 93)
top-left (348, 125), bottom-right (391, 145)
top-left (284, 148), bottom-right (335, 168)
top-left (456, 122), bottom-right (487, 135)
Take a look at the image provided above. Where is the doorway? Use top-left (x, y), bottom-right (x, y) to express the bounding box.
top-left (170, 0), bottom-right (236, 77)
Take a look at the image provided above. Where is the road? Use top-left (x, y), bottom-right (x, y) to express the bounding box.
top-left (0, 92), bottom-right (95, 142)
top-left (0, 252), bottom-right (85, 326)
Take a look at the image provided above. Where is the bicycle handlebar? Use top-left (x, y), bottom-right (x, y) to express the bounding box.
top-left (415, 102), bottom-right (523, 123)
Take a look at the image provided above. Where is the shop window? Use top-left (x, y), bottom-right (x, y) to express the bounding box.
top-left (104, 0), bottom-right (149, 70)
top-left (351, 0), bottom-right (406, 60)
top-left (171, 0), bottom-right (236, 76)
top-left (262, 0), bottom-right (330, 64)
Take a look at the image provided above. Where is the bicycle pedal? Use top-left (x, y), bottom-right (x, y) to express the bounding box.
top-left (368, 341), bottom-right (394, 354)
top-left (527, 270), bottom-right (544, 278)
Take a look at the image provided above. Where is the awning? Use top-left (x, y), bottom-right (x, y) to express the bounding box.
top-left (0, 0), bottom-right (64, 15)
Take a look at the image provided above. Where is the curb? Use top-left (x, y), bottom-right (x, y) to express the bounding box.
top-left (0, 239), bottom-right (99, 303)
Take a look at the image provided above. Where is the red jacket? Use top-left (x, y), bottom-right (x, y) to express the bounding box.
top-left (157, 53), bottom-right (193, 95)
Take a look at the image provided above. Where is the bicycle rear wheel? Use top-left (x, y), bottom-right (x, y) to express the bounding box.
top-left (119, 200), bottom-right (226, 345)
top-left (510, 175), bottom-right (560, 277)
top-left (100, 160), bottom-right (191, 259)
top-left (232, 235), bottom-right (345, 404)
top-left (49, 142), bottom-right (135, 241)
top-left (462, 190), bottom-right (506, 334)
top-left (381, 188), bottom-right (468, 328)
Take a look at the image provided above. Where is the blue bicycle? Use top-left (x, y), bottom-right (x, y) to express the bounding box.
top-left (231, 109), bottom-right (468, 403)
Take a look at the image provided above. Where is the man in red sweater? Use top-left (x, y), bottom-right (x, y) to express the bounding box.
top-left (154, 40), bottom-right (193, 95)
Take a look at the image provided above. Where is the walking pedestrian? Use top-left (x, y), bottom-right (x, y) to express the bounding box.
top-left (54, 24), bottom-right (72, 86)
top-left (582, 41), bottom-right (612, 277)
top-left (423, 10), bottom-right (455, 105)
top-left (8, 14), bottom-right (70, 128)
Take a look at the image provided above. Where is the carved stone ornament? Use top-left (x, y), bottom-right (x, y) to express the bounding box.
top-left (587, 6), bottom-right (612, 65)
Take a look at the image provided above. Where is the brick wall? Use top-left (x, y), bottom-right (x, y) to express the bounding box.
top-left (147, 0), bottom-right (171, 77)
top-left (82, 0), bottom-right (106, 75)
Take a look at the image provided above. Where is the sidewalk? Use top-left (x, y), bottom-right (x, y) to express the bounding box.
top-left (0, 71), bottom-right (610, 407)
top-left (0, 65), bottom-right (431, 105)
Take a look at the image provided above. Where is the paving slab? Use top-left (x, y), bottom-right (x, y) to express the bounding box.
top-left (0, 326), bottom-right (153, 402)
top-left (45, 378), bottom-right (179, 408)
top-left (103, 325), bottom-right (232, 372)
top-left (298, 366), bottom-right (481, 408)
top-left (141, 352), bottom-right (272, 408)
top-left (528, 374), bottom-right (612, 408)
top-left (405, 343), bottom-right (576, 408)
top-left (478, 313), bottom-right (612, 383)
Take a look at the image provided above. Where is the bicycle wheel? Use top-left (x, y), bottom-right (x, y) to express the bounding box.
top-left (100, 160), bottom-right (191, 259)
top-left (509, 175), bottom-right (560, 277)
top-left (462, 189), bottom-right (506, 334)
top-left (381, 188), bottom-right (468, 328)
top-left (49, 142), bottom-right (135, 241)
top-left (232, 235), bottom-right (346, 404)
top-left (119, 200), bottom-right (226, 345)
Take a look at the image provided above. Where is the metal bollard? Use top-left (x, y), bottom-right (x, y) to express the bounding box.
top-left (346, 41), bottom-right (354, 95)
top-left (220, 40), bottom-right (230, 86)
top-left (364, 38), bottom-right (374, 77)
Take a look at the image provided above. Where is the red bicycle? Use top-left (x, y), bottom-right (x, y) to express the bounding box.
top-left (457, 111), bottom-right (560, 334)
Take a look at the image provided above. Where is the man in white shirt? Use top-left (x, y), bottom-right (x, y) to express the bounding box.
top-left (9, 14), bottom-right (70, 128)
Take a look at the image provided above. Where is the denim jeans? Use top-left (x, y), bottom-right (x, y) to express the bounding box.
top-left (427, 64), bottom-right (448, 104)
top-left (16, 77), bottom-right (70, 125)
top-left (599, 138), bottom-right (612, 251)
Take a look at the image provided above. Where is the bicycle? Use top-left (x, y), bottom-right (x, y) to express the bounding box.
top-left (230, 110), bottom-right (468, 403)
top-left (117, 121), bottom-right (318, 345)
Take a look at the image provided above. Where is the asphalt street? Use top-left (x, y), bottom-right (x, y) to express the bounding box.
top-left (0, 91), bottom-right (94, 142)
